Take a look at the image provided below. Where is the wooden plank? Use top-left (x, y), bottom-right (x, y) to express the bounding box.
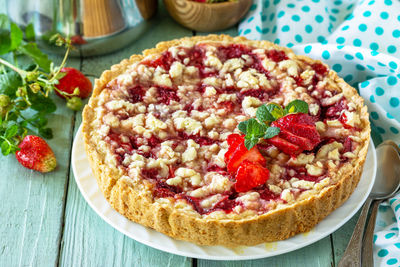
top-left (59, 4), bottom-right (192, 267)
top-left (0, 48), bottom-right (80, 267)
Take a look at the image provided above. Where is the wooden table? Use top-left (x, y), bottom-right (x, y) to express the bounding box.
top-left (0, 2), bottom-right (359, 266)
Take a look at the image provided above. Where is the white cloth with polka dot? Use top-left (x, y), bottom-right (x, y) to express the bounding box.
top-left (240, 1), bottom-right (400, 266)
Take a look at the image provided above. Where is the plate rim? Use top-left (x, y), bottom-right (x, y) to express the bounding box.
top-left (72, 124), bottom-right (376, 260)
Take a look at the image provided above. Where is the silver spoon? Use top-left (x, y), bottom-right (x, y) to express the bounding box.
top-left (362, 141), bottom-right (400, 267)
top-left (338, 142), bottom-right (400, 267)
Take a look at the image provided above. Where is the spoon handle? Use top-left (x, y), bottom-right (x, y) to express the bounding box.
top-left (362, 199), bottom-right (381, 267)
top-left (338, 197), bottom-right (372, 267)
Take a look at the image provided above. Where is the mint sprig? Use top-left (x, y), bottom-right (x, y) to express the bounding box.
top-left (239, 99), bottom-right (309, 150)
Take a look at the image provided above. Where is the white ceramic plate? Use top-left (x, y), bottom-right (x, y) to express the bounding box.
top-left (72, 124), bottom-right (376, 260)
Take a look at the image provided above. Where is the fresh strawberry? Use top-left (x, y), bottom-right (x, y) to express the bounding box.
top-left (55, 67), bottom-right (92, 99)
top-left (225, 134), bottom-right (266, 174)
top-left (15, 135), bottom-right (57, 173)
top-left (235, 160), bottom-right (270, 192)
top-left (267, 113), bottom-right (321, 156)
top-left (266, 136), bottom-right (302, 155)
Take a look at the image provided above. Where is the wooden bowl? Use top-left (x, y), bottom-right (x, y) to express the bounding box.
top-left (163, 0), bottom-right (252, 32)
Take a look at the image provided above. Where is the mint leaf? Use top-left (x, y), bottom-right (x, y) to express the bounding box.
top-left (19, 43), bottom-right (51, 72)
top-left (9, 23), bottom-right (23, 51)
top-left (238, 120), bottom-right (248, 134)
top-left (266, 103), bottom-right (285, 120)
top-left (256, 104), bottom-right (275, 123)
top-left (264, 126), bottom-right (280, 139)
top-left (244, 137), bottom-right (259, 150)
top-left (25, 23), bottom-right (35, 41)
top-left (284, 100), bottom-right (309, 115)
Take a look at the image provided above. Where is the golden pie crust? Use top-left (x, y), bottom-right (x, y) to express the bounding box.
top-left (82, 35), bottom-right (370, 246)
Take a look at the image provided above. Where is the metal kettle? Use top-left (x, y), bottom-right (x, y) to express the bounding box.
top-left (7, 0), bottom-right (157, 57)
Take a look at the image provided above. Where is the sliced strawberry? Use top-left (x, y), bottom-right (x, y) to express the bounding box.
top-left (235, 160), bottom-right (270, 192)
top-left (274, 113), bottom-right (315, 126)
top-left (266, 136), bottom-right (302, 156)
top-left (227, 143), bottom-right (266, 174)
top-left (278, 129), bottom-right (314, 151)
top-left (224, 134), bottom-right (266, 174)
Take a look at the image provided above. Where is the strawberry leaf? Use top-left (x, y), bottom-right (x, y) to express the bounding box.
top-left (25, 23), bottom-right (35, 41)
top-left (284, 100), bottom-right (309, 115)
top-left (18, 43), bottom-right (51, 72)
top-left (263, 126), bottom-right (280, 139)
top-left (9, 22), bottom-right (23, 51)
top-left (5, 124), bottom-right (18, 138)
top-left (0, 140), bottom-right (10, 155)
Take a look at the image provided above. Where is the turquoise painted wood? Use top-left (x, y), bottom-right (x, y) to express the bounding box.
top-left (0, 1), bottom-right (362, 266)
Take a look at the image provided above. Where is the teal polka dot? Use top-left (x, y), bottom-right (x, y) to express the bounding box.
top-left (342, 25), bottom-right (350, 31)
top-left (358, 24), bottom-right (367, 32)
top-left (287, 3), bottom-right (295, 8)
top-left (250, 4), bottom-right (257, 11)
top-left (287, 43), bottom-right (294, 48)
top-left (272, 26), bottom-right (277, 33)
top-left (378, 127), bottom-right (386, 134)
top-left (385, 0), bottom-right (392, 5)
top-left (390, 198), bottom-right (397, 205)
top-left (371, 112), bottom-right (379, 120)
top-left (376, 87), bottom-right (385, 96)
top-left (396, 204), bottom-right (400, 211)
top-left (388, 45), bottom-right (397, 54)
top-left (264, 1), bottom-right (269, 8)
top-left (337, 45), bottom-right (344, 49)
top-left (375, 27), bottom-right (384, 35)
top-left (312, 0), bottom-right (320, 2)
top-left (274, 38), bottom-right (280, 44)
top-left (392, 30), bottom-right (400, 38)
top-left (380, 11), bottom-right (389, 19)
top-left (269, 13), bottom-right (275, 21)
top-left (301, 6), bottom-right (310, 12)
top-left (282, 25), bottom-right (290, 32)
top-left (345, 54), bottom-right (354, 60)
top-left (378, 249), bottom-right (389, 257)
top-left (363, 11), bottom-right (371, 17)
top-left (367, 65), bottom-right (375, 71)
top-left (395, 243), bottom-right (400, 248)
top-left (295, 34), bottom-right (303, 43)
top-left (304, 45), bottom-right (312, 54)
top-left (368, 0), bottom-right (375, 5)
top-left (389, 61), bottom-right (398, 69)
top-left (378, 62), bottom-right (386, 67)
top-left (336, 37), bottom-right (345, 44)
top-left (390, 97), bottom-right (399, 107)
top-left (329, 15), bottom-right (337, 22)
top-left (355, 52), bottom-right (364, 60)
top-left (390, 127), bottom-right (399, 134)
top-left (334, 0), bottom-right (342, 5)
top-left (315, 15), bottom-right (324, 23)
top-left (277, 11), bottom-right (285, 18)
top-left (347, 3), bottom-right (354, 9)
top-left (322, 51), bottom-right (330, 60)
top-left (370, 95), bottom-right (376, 103)
top-left (332, 64), bottom-right (342, 72)
top-left (345, 14), bottom-right (354, 20)
top-left (317, 36), bottom-right (326, 43)
top-left (353, 39), bottom-right (362, 47)
top-left (360, 80), bottom-right (370, 88)
top-left (243, 29), bottom-right (251, 35)
top-left (344, 74), bottom-right (353, 82)
top-left (388, 77), bottom-right (398, 86)
top-left (356, 64), bottom-right (365, 71)
top-left (387, 258), bottom-right (398, 265)
top-left (370, 42), bottom-right (379, 50)
top-left (387, 112), bottom-right (394, 119)
top-left (371, 50), bottom-right (379, 56)
top-left (373, 234), bottom-right (377, 243)
top-left (391, 227), bottom-right (399, 231)
top-left (305, 25), bottom-right (313, 33)
top-left (247, 16), bottom-right (254, 23)
top-left (261, 15), bottom-right (267, 22)
top-left (331, 8), bottom-right (339, 14)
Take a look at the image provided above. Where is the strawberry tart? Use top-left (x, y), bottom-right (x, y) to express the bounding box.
top-left (82, 35), bottom-right (370, 246)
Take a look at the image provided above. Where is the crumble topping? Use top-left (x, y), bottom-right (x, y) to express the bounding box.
top-left (92, 42), bottom-right (367, 218)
